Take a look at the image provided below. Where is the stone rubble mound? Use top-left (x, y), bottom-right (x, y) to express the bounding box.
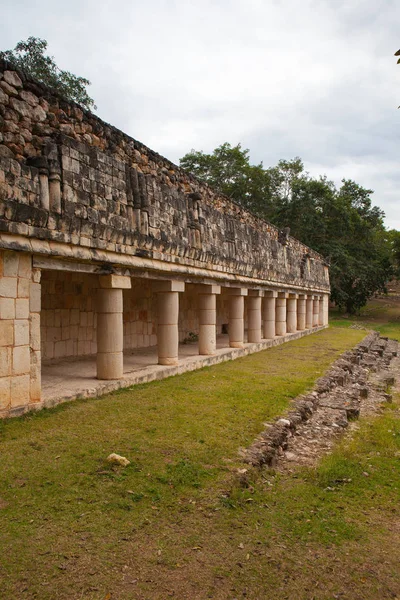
top-left (242, 332), bottom-right (399, 468)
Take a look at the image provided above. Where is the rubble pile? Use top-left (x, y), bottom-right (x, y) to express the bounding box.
top-left (243, 332), bottom-right (398, 468)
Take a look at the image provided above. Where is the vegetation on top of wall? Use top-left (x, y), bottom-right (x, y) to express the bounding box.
top-left (0, 37), bottom-right (96, 111)
top-left (181, 144), bottom-right (397, 313)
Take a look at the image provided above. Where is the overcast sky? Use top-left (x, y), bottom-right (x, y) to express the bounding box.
top-left (1, 0), bottom-right (399, 228)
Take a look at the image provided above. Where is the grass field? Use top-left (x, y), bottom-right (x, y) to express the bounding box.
top-left (0, 298), bottom-right (399, 599)
top-left (330, 295), bottom-right (400, 340)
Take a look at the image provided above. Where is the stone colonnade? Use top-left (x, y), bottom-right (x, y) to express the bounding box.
top-left (0, 249), bottom-right (330, 415)
top-left (91, 275), bottom-right (329, 380)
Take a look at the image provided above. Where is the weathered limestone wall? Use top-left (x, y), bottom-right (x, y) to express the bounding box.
top-left (0, 249), bottom-right (40, 415)
top-left (178, 285), bottom-right (199, 342)
top-left (123, 281), bottom-right (157, 351)
top-left (216, 294), bottom-right (230, 334)
top-left (0, 61), bottom-right (329, 292)
top-left (40, 271), bottom-right (97, 360)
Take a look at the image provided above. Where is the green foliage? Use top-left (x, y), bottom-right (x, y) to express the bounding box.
top-left (180, 144), bottom-right (397, 313)
top-left (0, 37), bottom-right (96, 110)
top-left (180, 143), bottom-right (277, 216)
top-left (387, 229), bottom-right (400, 277)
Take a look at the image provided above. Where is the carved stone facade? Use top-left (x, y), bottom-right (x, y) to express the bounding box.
top-left (0, 61), bottom-right (330, 418)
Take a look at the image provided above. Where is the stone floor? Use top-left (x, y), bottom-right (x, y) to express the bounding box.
top-left (41, 327), bottom-right (326, 408)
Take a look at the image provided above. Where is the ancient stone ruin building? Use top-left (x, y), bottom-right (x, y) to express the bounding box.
top-left (0, 61), bottom-right (330, 418)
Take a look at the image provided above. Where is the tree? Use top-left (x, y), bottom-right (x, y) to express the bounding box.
top-left (180, 143), bottom-right (277, 217)
top-left (387, 229), bottom-right (400, 278)
top-left (180, 143), bottom-right (396, 313)
top-left (0, 37), bottom-right (96, 111)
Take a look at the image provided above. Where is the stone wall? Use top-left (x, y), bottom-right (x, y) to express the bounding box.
top-left (0, 250), bottom-right (40, 413)
top-left (0, 61), bottom-right (329, 292)
top-left (123, 281), bottom-right (157, 351)
top-left (40, 271), bottom-right (98, 360)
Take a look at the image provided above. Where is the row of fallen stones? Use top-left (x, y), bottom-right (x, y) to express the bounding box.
top-left (241, 331), bottom-right (398, 469)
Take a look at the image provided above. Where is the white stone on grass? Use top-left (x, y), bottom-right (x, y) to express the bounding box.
top-left (106, 453), bottom-right (130, 467)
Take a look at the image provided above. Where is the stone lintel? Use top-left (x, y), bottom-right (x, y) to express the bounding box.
top-left (226, 287), bottom-right (248, 296)
top-left (34, 256), bottom-right (97, 273)
top-left (196, 284), bottom-right (221, 295)
top-left (264, 290), bottom-right (278, 298)
top-left (288, 292), bottom-right (299, 299)
top-left (248, 289), bottom-right (264, 297)
top-left (154, 280), bottom-right (185, 293)
top-left (99, 274), bottom-right (132, 289)
top-left (298, 293), bottom-right (307, 299)
top-left (0, 234), bottom-right (331, 297)
top-left (278, 291), bottom-right (289, 299)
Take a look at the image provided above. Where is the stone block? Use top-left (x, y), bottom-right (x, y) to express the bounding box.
top-left (3, 252), bottom-right (19, 277)
top-left (19, 90), bottom-right (39, 107)
top-left (0, 297), bottom-right (15, 319)
top-left (43, 342), bottom-right (54, 359)
top-left (17, 278), bottom-right (30, 298)
top-left (70, 309), bottom-right (79, 325)
top-left (0, 377), bottom-right (11, 410)
top-left (0, 320), bottom-right (13, 346)
top-left (32, 269), bottom-right (41, 283)
top-left (54, 340), bottom-right (67, 358)
top-left (16, 298), bottom-right (29, 319)
top-left (0, 276), bottom-right (18, 298)
top-left (14, 320), bottom-right (29, 346)
top-left (0, 347), bottom-right (11, 377)
top-left (30, 282), bottom-right (41, 312)
top-left (12, 345), bottom-right (30, 375)
top-left (10, 374), bottom-right (30, 408)
top-left (53, 311), bottom-right (61, 327)
top-left (3, 71), bottom-right (23, 89)
top-left (47, 327), bottom-right (62, 342)
top-left (18, 254), bottom-right (32, 278)
top-left (30, 313), bottom-right (41, 350)
top-left (227, 287), bottom-right (248, 296)
top-left (30, 374), bottom-right (41, 402)
top-left (99, 274), bottom-right (132, 289)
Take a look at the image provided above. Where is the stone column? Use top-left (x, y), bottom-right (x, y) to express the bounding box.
top-left (228, 288), bottom-right (247, 348)
top-left (97, 275), bottom-right (131, 380)
top-left (318, 295), bottom-right (324, 326)
top-left (262, 290), bottom-right (277, 339)
top-left (275, 292), bottom-right (288, 336)
top-left (197, 284), bottom-right (221, 355)
top-left (297, 294), bottom-right (306, 331)
top-left (155, 280), bottom-right (185, 366)
top-left (322, 293), bottom-right (329, 326)
top-left (49, 164), bottom-right (62, 214)
top-left (247, 290), bottom-right (263, 343)
top-left (306, 295), bottom-right (313, 329)
top-left (313, 295), bottom-right (320, 327)
top-left (286, 293), bottom-right (298, 333)
top-left (29, 156), bottom-right (50, 210)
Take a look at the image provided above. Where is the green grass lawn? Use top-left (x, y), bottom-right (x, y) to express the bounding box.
top-left (0, 301), bottom-right (399, 599)
top-left (330, 296), bottom-right (400, 340)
